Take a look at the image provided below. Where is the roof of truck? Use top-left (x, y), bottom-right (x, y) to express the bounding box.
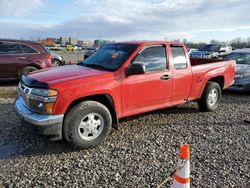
top-left (117, 41), bottom-right (183, 46)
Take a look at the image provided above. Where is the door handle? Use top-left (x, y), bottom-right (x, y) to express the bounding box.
top-left (160, 74), bottom-right (171, 80)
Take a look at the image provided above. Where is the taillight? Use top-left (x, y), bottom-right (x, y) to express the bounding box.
top-left (47, 54), bottom-right (52, 62)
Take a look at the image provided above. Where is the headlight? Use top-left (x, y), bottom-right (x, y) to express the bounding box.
top-left (31, 88), bottom-right (58, 100)
top-left (19, 86), bottom-right (58, 114)
top-left (29, 88), bottom-right (58, 114)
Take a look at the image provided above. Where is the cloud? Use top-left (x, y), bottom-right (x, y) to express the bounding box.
top-left (62, 0), bottom-right (250, 40)
top-left (0, 0), bottom-right (44, 16)
top-left (1, 0), bottom-right (250, 41)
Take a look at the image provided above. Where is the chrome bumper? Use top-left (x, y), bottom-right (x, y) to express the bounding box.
top-left (14, 97), bottom-right (64, 126)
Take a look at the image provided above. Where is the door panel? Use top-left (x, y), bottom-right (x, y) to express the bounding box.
top-left (122, 71), bottom-right (172, 116)
top-left (0, 41), bottom-right (23, 78)
top-left (170, 46), bottom-right (192, 104)
top-left (170, 69), bottom-right (192, 103)
top-left (0, 55), bottom-right (24, 78)
top-left (121, 45), bottom-right (173, 117)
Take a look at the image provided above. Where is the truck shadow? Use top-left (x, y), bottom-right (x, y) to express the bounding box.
top-left (223, 90), bottom-right (250, 95)
top-left (0, 79), bottom-right (19, 86)
top-left (0, 101), bottom-right (75, 160)
top-left (120, 104), bottom-right (199, 123)
top-left (0, 102), bottom-right (200, 160)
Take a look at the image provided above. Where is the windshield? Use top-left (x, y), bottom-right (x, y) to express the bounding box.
top-left (223, 52), bottom-right (250, 65)
top-left (199, 44), bottom-right (221, 52)
top-left (81, 43), bottom-right (138, 71)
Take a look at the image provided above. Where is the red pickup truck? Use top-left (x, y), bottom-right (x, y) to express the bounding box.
top-left (14, 41), bottom-right (235, 148)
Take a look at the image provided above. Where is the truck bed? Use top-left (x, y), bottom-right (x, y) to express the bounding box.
top-left (188, 57), bottom-right (236, 101)
top-left (190, 57), bottom-right (225, 66)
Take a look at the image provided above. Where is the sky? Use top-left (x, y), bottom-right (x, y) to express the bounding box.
top-left (1, 0), bottom-right (250, 42)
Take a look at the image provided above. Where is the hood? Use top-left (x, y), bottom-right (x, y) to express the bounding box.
top-left (28, 64), bottom-right (110, 85)
top-left (236, 64), bottom-right (250, 75)
top-left (191, 51), bottom-right (214, 55)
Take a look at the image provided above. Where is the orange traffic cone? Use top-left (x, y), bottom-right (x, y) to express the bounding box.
top-left (171, 144), bottom-right (190, 188)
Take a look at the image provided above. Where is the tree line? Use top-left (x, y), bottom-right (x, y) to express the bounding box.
top-left (172, 37), bottom-right (250, 49)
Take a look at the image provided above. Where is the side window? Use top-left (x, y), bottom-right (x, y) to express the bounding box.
top-left (133, 46), bottom-right (167, 72)
top-left (171, 46), bottom-right (187, 70)
top-left (21, 44), bottom-right (38, 54)
top-left (0, 42), bottom-right (22, 54)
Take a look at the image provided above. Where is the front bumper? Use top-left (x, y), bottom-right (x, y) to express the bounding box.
top-left (14, 97), bottom-right (64, 140)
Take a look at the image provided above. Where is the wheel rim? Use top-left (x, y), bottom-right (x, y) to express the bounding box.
top-left (78, 113), bottom-right (104, 141)
top-left (208, 88), bottom-right (218, 106)
top-left (23, 67), bottom-right (37, 75)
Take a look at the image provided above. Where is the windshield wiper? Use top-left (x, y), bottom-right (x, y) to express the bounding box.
top-left (81, 63), bottom-right (113, 71)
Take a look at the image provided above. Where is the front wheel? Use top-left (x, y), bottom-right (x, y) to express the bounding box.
top-left (63, 101), bottom-right (112, 149)
top-left (198, 81), bottom-right (221, 111)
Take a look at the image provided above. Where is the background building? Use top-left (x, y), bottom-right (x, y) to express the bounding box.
top-left (60, 36), bottom-right (70, 46)
top-left (69, 37), bottom-right (78, 45)
top-left (77, 40), bottom-right (84, 46)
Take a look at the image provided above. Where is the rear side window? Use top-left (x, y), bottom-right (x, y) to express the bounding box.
top-left (21, 44), bottom-right (38, 54)
top-left (133, 46), bottom-right (167, 72)
top-left (0, 42), bottom-right (22, 54)
top-left (171, 46), bottom-right (188, 70)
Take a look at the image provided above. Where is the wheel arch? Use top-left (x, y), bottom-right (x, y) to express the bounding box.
top-left (208, 75), bottom-right (224, 90)
top-left (52, 58), bottom-right (62, 63)
top-left (64, 94), bottom-right (119, 129)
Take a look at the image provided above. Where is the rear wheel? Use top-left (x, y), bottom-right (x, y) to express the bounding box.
top-left (198, 81), bottom-right (221, 111)
top-left (20, 66), bottom-right (38, 77)
top-left (63, 101), bottom-right (112, 149)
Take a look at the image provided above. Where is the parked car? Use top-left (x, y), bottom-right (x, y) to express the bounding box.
top-left (188, 48), bottom-right (198, 56)
top-left (14, 41), bottom-right (235, 149)
top-left (48, 50), bottom-right (65, 66)
top-left (190, 44), bottom-right (232, 58)
top-left (84, 47), bottom-right (97, 59)
top-left (223, 49), bottom-right (250, 92)
top-left (66, 44), bottom-right (74, 51)
top-left (0, 39), bottom-right (54, 79)
top-left (74, 45), bottom-right (83, 50)
top-left (45, 46), bottom-right (64, 51)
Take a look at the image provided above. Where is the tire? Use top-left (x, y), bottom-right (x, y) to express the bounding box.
top-left (63, 101), bottom-right (112, 149)
top-left (21, 66), bottom-right (38, 76)
top-left (52, 59), bottom-right (61, 66)
top-left (198, 81), bottom-right (221, 111)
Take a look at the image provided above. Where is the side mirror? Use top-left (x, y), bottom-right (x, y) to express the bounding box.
top-left (126, 63), bottom-right (145, 76)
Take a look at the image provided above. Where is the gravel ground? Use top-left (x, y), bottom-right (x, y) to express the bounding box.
top-left (0, 86), bottom-right (249, 187)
